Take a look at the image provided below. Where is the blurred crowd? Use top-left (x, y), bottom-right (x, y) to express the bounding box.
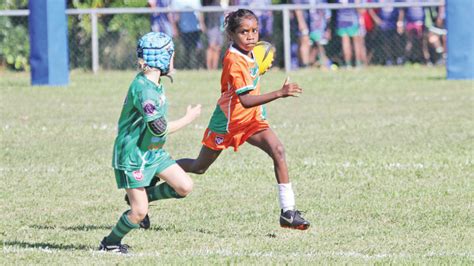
top-left (148, 0), bottom-right (446, 70)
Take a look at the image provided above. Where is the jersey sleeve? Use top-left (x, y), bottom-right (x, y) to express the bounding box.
top-left (229, 60), bottom-right (255, 95)
top-left (132, 82), bottom-right (165, 123)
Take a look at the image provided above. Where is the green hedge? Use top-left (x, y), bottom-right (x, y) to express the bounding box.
top-left (0, 0), bottom-right (149, 71)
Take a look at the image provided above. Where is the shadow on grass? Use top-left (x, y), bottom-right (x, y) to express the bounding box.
top-left (3, 240), bottom-right (92, 251)
top-left (30, 224), bottom-right (177, 232)
top-left (427, 75), bottom-right (446, 81)
top-left (30, 224), bottom-right (111, 231)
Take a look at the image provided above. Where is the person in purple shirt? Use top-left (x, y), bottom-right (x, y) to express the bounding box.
top-left (400, 0), bottom-right (428, 64)
top-left (368, 0), bottom-right (404, 65)
top-left (148, 0), bottom-right (177, 37)
top-left (292, 0), bottom-right (332, 68)
top-left (231, 0), bottom-right (273, 42)
top-left (335, 0), bottom-right (365, 68)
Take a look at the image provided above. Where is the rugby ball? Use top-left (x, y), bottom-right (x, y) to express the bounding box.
top-left (253, 41), bottom-right (275, 75)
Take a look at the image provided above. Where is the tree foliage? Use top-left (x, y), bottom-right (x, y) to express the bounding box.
top-left (0, 0), bottom-right (28, 70)
top-left (0, 0), bottom-right (149, 71)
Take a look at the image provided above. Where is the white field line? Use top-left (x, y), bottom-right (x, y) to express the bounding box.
top-left (3, 246), bottom-right (473, 260)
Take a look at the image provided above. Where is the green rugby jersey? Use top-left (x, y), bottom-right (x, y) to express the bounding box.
top-left (112, 73), bottom-right (169, 171)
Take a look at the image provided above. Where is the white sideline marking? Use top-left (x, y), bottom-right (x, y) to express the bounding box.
top-left (3, 246), bottom-right (473, 260)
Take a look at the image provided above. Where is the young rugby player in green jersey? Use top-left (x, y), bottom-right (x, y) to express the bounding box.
top-left (99, 32), bottom-right (201, 254)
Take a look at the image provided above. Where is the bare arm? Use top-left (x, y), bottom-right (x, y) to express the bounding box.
top-left (397, 9), bottom-right (405, 34)
top-left (167, 104), bottom-right (201, 134)
top-left (198, 12), bottom-right (207, 33)
top-left (169, 13), bottom-right (179, 37)
top-left (238, 77), bottom-right (302, 108)
top-left (294, 10), bottom-right (309, 35)
top-left (436, 6), bottom-right (445, 27)
top-left (368, 9), bottom-right (382, 25)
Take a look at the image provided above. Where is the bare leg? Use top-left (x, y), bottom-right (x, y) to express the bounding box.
top-left (177, 145), bottom-right (221, 175)
top-left (317, 43), bottom-right (329, 69)
top-left (125, 188), bottom-right (149, 224)
top-left (354, 35), bottom-right (367, 66)
top-left (211, 45), bottom-right (220, 70)
top-left (309, 44), bottom-right (318, 66)
top-left (206, 43), bottom-right (220, 70)
top-left (206, 47), bottom-right (213, 70)
top-left (298, 35), bottom-right (311, 67)
top-left (422, 32), bottom-right (431, 64)
top-left (341, 35), bottom-right (352, 67)
top-left (246, 128), bottom-right (310, 230)
top-left (246, 128), bottom-right (289, 184)
top-left (157, 164), bottom-right (194, 197)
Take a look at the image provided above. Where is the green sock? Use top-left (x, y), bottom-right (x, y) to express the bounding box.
top-left (146, 182), bottom-right (183, 202)
top-left (106, 210), bottom-right (139, 245)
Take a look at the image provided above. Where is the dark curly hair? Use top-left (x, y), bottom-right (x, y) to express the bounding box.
top-left (223, 9), bottom-right (258, 37)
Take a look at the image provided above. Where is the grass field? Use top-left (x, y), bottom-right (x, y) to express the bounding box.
top-left (1, 66), bottom-right (473, 264)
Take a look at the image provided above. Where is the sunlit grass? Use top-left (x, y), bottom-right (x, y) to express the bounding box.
top-left (1, 66), bottom-right (473, 264)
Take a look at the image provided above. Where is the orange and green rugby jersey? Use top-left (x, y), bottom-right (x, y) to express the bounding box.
top-left (207, 45), bottom-right (267, 134)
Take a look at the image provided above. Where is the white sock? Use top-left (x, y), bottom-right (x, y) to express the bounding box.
top-left (278, 183), bottom-right (295, 212)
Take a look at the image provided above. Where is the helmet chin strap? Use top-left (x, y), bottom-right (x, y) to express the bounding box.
top-left (159, 67), bottom-right (174, 83)
top-left (162, 74), bottom-right (173, 83)
top-left (144, 64), bottom-right (173, 83)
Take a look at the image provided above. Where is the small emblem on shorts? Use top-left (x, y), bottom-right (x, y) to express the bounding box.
top-left (132, 170), bottom-right (143, 181)
top-left (215, 136), bottom-right (224, 145)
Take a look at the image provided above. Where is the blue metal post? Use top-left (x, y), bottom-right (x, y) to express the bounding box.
top-left (446, 0), bottom-right (474, 80)
top-left (29, 0), bottom-right (69, 86)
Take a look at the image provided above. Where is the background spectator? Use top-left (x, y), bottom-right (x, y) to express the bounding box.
top-left (424, 4), bottom-right (446, 64)
top-left (355, 0), bottom-right (369, 66)
top-left (400, 0), bottom-right (428, 64)
top-left (148, 0), bottom-right (177, 37)
top-left (360, 0), bottom-right (379, 64)
top-left (203, 0), bottom-right (225, 70)
top-left (172, 0), bottom-right (206, 69)
top-left (292, 0), bottom-right (332, 68)
top-left (335, 0), bottom-right (365, 68)
top-left (369, 0), bottom-right (404, 65)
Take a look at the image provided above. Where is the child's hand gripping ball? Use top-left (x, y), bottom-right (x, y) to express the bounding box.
top-left (253, 41), bottom-right (275, 75)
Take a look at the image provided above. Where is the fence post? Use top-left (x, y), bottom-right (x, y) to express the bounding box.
top-left (91, 11), bottom-right (99, 73)
top-left (282, 7), bottom-right (291, 73)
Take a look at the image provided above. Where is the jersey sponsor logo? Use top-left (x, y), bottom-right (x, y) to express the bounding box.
top-left (148, 136), bottom-right (165, 150)
top-left (215, 136), bottom-right (224, 145)
top-left (147, 143), bottom-right (164, 150)
top-left (132, 170), bottom-right (144, 181)
top-left (143, 100), bottom-right (157, 116)
top-left (151, 136), bottom-right (164, 142)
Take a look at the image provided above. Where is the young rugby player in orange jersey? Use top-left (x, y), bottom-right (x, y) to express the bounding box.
top-left (177, 9), bottom-right (310, 230)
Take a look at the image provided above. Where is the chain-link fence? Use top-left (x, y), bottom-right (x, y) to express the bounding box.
top-left (0, 1), bottom-right (445, 73)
